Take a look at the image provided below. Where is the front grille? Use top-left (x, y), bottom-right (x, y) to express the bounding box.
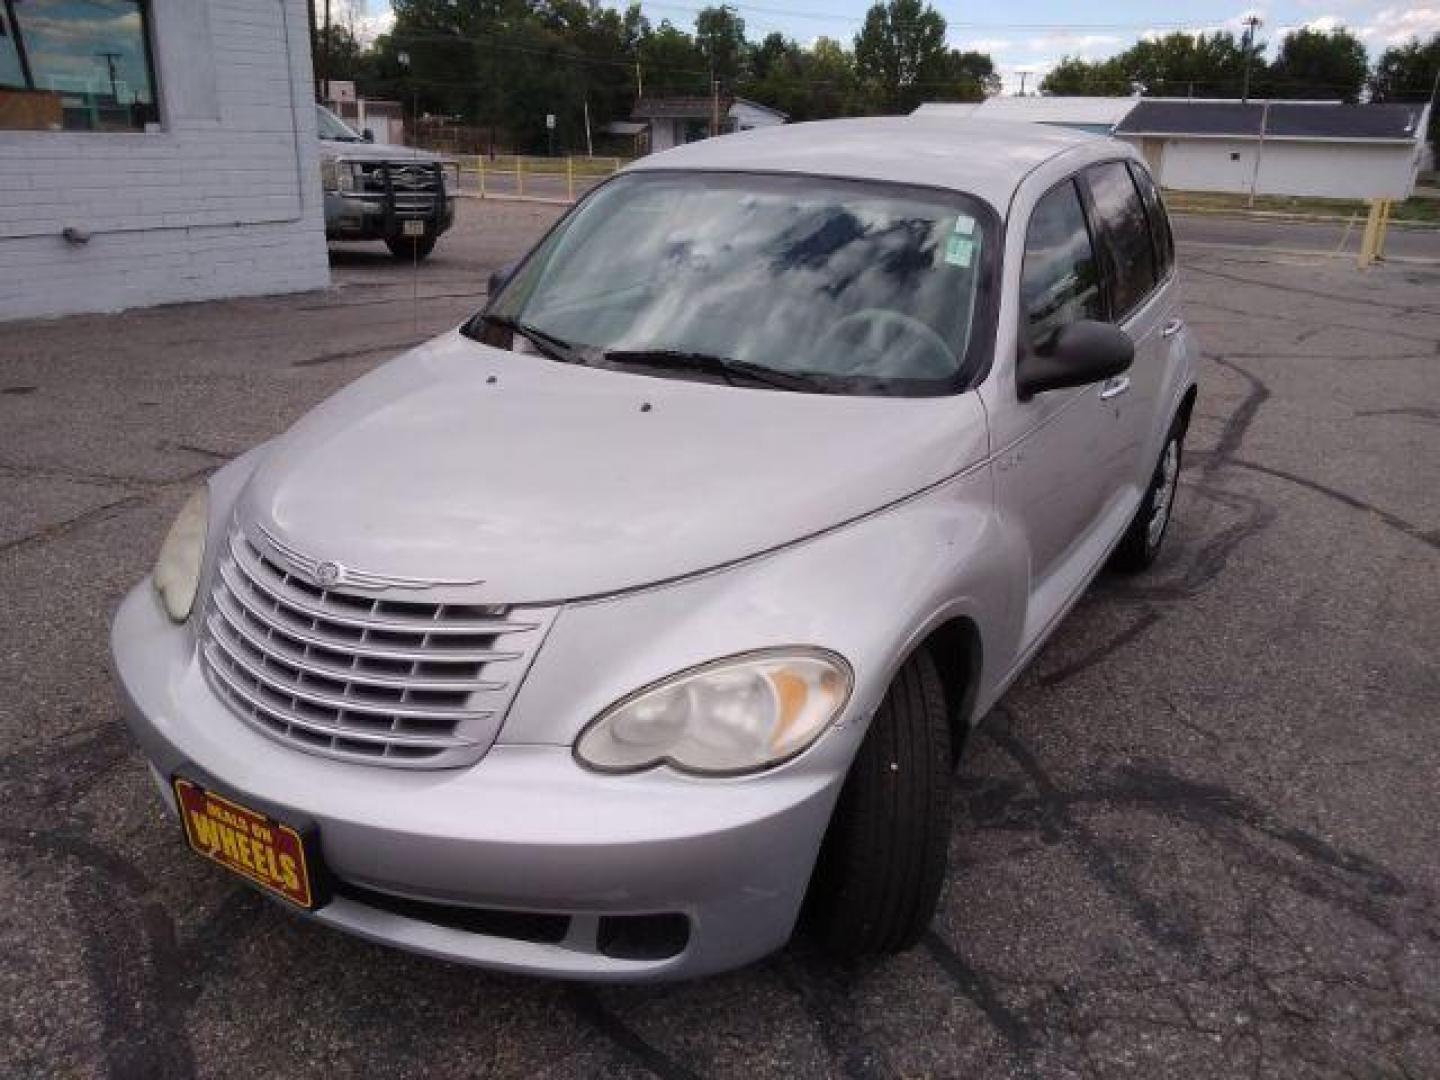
top-left (359, 162), bottom-right (441, 195)
top-left (200, 525), bottom-right (552, 769)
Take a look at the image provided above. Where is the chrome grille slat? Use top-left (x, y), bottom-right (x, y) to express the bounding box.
top-left (200, 522), bottom-right (552, 769)
top-left (207, 612), bottom-right (503, 693)
top-left (228, 533), bottom-right (538, 636)
top-left (204, 649), bottom-right (476, 749)
top-left (213, 584), bottom-right (524, 668)
top-left (206, 626), bottom-right (494, 721)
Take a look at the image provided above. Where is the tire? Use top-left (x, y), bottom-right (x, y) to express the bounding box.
top-left (385, 233), bottom-right (437, 261)
top-left (1111, 417), bottom-right (1185, 573)
top-left (806, 648), bottom-right (952, 959)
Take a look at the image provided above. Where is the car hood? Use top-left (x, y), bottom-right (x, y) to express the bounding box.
top-left (239, 332), bottom-right (989, 604)
top-left (318, 138), bottom-right (447, 164)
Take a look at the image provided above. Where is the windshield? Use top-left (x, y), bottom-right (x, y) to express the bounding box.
top-left (474, 171), bottom-right (997, 395)
top-left (316, 105), bottom-right (362, 142)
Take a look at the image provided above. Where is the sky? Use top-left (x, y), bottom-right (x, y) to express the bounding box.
top-left (350, 1), bottom-right (1440, 94)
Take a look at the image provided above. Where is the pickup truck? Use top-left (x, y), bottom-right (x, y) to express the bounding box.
top-left (316, 105), bottom-right (456, 261)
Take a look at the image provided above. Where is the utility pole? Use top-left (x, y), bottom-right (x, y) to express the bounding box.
top-left (1241, 14), bottom-right (1262, 103)
top-left (321, 0), bottom-right (331, 97)
top-left (95, 50), bottom-right (122, 101)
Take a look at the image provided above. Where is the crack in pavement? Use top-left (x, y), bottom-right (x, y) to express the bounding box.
top-left (1227, 458), bottom-right (1440, 553)
top-left (564, 987), bottom-right (704, 1080)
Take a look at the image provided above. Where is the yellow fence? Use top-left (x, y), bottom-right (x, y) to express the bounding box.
top-left (457, 155), bottom-right (626, 204)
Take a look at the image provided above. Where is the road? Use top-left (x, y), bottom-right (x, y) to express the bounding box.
top-left (1174, 211), bottom-right (1440, 261)
top-left (3, 199), bottom-right (1439, 1078)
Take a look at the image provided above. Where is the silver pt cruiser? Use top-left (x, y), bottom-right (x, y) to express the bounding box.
top-left (112, 117), bottom-right (1198, 981)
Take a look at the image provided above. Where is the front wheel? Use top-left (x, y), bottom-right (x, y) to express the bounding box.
top-left (805, 649), bottom-right (952, 958)
top-left (1111, 420), bottom-right (1184, 572)
top-left (385, 233), bottom-right (437, 261)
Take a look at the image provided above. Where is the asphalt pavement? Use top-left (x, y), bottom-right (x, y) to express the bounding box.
top-left (2, 200), bottom-right (1439, 1078)
top-left (1173, 211), bottom-right (1440, 261)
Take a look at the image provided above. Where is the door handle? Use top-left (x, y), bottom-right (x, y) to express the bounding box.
top-left (1161, 318), bottom-right (1184, 338)
top-left (1099, 376), bottom-right (1131, 401)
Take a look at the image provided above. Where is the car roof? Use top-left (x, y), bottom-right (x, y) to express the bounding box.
top-left (625, 116), bottom-right (1108, 212)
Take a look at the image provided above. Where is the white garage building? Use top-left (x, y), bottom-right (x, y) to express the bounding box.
top-left (0, 0), bottom-right (329, 322)
top-left (1112, 100), bottom-right (1430, 200)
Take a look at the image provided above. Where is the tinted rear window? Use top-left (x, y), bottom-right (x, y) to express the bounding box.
top-left (1129, 162), bottom-right (1175, 280)
top-left (1085, 161), bottom-right (1157, 320)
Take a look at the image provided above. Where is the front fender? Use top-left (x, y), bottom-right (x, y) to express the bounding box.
top-left (500, 461), bottom-right (1017, 767)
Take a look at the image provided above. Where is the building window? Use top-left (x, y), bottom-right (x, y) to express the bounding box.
top-left (0, 0), bottom-right (159, 132)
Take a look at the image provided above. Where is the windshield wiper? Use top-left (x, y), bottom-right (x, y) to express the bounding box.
top-left (483, 315), bottom-right (578, 365)
top-left (601, 348), bottom-right (836, 393)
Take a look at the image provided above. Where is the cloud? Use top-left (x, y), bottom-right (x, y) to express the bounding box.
top-left (953, 37), bottom-right (1012, 55)
top-left (1353, 6), bottom-right (1440, 46)
top-left (1023, 32), bottom-right (1123, 57)
top-left (354, 3), bottom-right (395, 45)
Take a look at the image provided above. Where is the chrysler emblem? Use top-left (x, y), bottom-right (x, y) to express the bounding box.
top-left (254, 523), bottom-right (485, 591)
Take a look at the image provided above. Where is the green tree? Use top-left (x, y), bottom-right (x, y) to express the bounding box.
top-left (853, 0), bottom-right (948, 113)
top-left (930, 49), bottom-right (999, 101)
top-left (1039, 55), bottom-right (1129, 95)
top-left (1266, 27), bottom-right (1368, 101)
top-left (1039, 32), bottom-right (1256, 97)
top-left (741, 34), bottom-right (867, 120)
top-left (640, 20), bottom-right (708, 97)
top-left (695, 5), bottom-right (747, 87)
top-left (1369, 34), bottom-right (1440, 155)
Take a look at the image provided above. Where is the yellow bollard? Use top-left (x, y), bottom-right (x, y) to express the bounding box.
top-left (1375, 198), bottom-right (1393, 261)
top-left (567, 156), bottom-right (575, 201)
top-left (478, 154), bottom-right (485, 199)
top-left (1358, 199), bottom-right (1382, 268)
top-left (517, 157), bottom-right (524, 198)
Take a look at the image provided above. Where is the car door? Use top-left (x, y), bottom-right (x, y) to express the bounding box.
top-left (982, 175), bottom-right (1121, 650)
top-left (1128, 161), bottom-right (1191, 473)
top-left (1078, 159), bottom-right (1169, 508)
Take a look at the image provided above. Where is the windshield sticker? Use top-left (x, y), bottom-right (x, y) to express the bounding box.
top-left (951, 214), bottom-right (976, 236)
top-left (944, 235), bottom-right (975, 268)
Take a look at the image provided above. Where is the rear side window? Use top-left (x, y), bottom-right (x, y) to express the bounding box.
top-left (1085, 161), bottom-right (1157, 320)
top-left (1020, 180), bottom-right (1104, 352)
top-left (1129, 162), bottom-right (1175, 280)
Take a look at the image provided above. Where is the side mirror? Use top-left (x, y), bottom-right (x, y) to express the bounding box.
top-left (362, 128), bottom-right (375, 142)
top-left (487, 261), bottom-right (517, 298)
top-left (1017, 320), bottom-right (1133, 399)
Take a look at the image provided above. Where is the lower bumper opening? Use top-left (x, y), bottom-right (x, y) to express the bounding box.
top-left (333, 880), bottom-right (569, 944)
top-left (330, 880), bottom-right (691, 961)
top-left (598, 913), bottom-right (691, 961)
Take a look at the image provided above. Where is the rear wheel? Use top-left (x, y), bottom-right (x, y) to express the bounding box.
top-left (385, 233), bottom-right (437, 261)
top-left (1111, 418), bottom-right (1184, 572)
top-left (806, 649), bottom-right (952, 958)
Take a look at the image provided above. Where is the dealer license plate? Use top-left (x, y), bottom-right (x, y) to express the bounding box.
top-left (401, 219), bottom-right (427, 237)
top-left (173, 777), bottom-right (317, 909)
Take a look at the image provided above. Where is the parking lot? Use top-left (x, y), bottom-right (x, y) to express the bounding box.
top-left (3, 198), bottom-right (1439, 1078)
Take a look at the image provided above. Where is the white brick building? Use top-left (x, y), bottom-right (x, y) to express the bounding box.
top-left (0, 0), bottom-right (329, 321)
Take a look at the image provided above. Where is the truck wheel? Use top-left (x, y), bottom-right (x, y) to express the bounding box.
top-left (806, 648), bottom-right (952, 958)
top-left (385, 234), bottom-right (437, 261)
top-left (1111, 417), bottom-right (1185, 573)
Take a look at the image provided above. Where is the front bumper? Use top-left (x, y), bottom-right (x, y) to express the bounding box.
top-left (324, 190), bottom-right (455, 242)
top-left (111, 583), bottom-right (844, 981)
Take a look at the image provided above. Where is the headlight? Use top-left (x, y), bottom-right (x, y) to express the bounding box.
top-left (153, 488), bottom-right (208, 622)
top-left (321, 160), bottom-right (357, 193)
top-left (575, 648), bottom-right (853, 776)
